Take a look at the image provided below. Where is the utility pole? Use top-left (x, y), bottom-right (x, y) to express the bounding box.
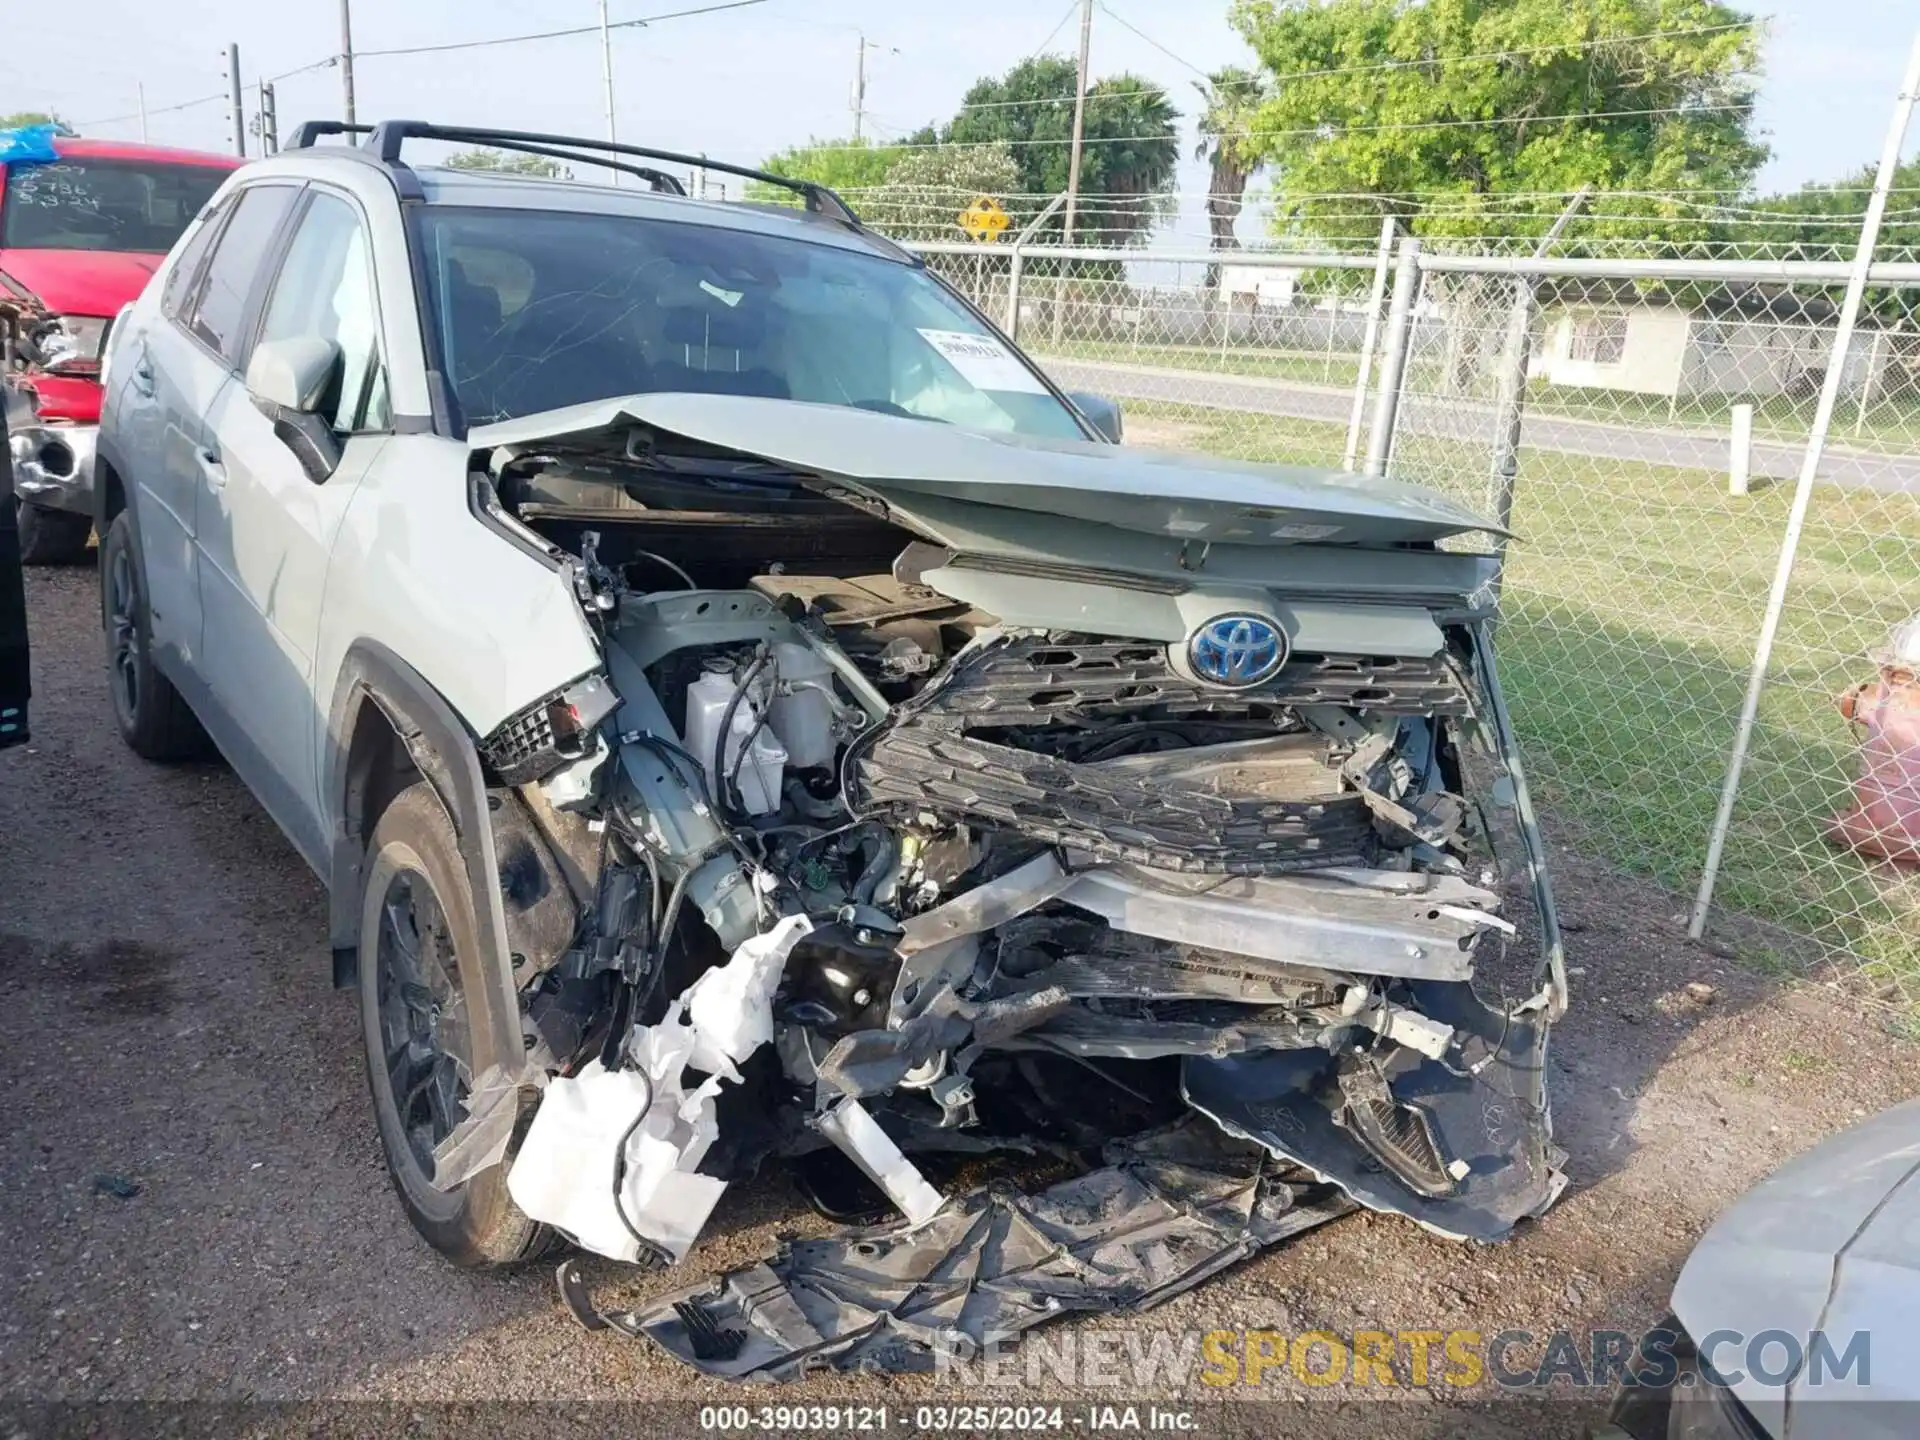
top-left (599, 0), bottom-right (620, 184)
top-left (1061, 0), bottom-right (1094, 245)
top-left (259, 81), bottom-right (279, 155)
top-left (227, 44), bottom-right (246, 158)
top-left (852, 34), bottom-right (869, 142)
top-left (137, 82), bottom-right (149, 143)
top-left (339, 0), bottom-right (357, 126)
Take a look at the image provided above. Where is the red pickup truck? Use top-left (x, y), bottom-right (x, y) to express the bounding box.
top-left (2, 136), bottom-right (238, 562)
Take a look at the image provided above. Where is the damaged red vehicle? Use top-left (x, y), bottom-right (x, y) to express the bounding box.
top-left (1, 135), bottom-right (236, 563)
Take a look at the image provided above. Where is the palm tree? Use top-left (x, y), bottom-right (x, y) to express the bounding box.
top-left (1193, 67), bottom-right (1265, 288)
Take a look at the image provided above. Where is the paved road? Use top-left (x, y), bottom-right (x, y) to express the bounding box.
top-left (1041, 357), bottom-right (1920, 494)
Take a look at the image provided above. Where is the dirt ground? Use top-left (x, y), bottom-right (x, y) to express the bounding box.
top-left (5, 562), bottom-right (1920, 1439)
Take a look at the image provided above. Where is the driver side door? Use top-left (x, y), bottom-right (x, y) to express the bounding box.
top-left (196, 186), bottom-right (392, 870)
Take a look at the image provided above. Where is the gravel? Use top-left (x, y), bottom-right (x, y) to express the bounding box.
top-left (6, 561), bottom-right (1919, 1437)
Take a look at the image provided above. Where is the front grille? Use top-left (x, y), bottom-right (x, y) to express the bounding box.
top-left (932, 634), bottom-right (1472, 724)
top-left (852, 632), bottom-right (1465, 874)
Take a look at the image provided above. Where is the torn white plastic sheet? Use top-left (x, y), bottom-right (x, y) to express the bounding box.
top-left (683, 914), bottom-right (813, 1074)
top-left (507, 916), bottom-right (816, 1263)
top-left (429, 1061), bottom-right (536, 1191)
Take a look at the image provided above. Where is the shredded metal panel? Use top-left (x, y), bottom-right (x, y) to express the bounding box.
top-left (620, 1121), bottom-right (1356, 1380)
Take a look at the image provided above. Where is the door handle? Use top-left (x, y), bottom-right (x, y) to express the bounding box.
top-left (196, 447), bottom-right (227, 489)
top-left (130, 353), bottom-right (156, 398)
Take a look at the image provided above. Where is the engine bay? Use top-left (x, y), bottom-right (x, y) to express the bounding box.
top-left (447, 424), bottom-right (1568, 1377)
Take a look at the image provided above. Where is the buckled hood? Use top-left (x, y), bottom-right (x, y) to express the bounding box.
top-left (466, 391), bottom-right (1508, 550)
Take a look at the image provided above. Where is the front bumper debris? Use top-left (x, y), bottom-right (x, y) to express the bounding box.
top-left (562, 1118), bottom-right (1357, 1379)
top-left (8, 421), bottom-right (96, 515)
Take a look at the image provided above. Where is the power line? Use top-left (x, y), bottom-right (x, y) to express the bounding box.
top-left (1022, 1), bottom-right (1083, 68)
top-left (1094, 1), bottom-right (1209, 82)
top-left (356, 0), bottom-right (770, 58)
top-left (71, 0), bottom-right (769, 132)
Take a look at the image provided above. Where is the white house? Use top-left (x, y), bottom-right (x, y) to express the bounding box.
top-left (1217, 261), bottom-right (1301, 310)
top-left (1538, 300), bottom-right (1896, 402)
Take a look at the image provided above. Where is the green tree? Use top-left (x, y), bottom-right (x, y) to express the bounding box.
top-left (446, 147), bottom-right (570, 179)
top-left (1229, 0), bottom-right (1767, 248)
top-left (859, 141), bottom-right (1023, 240)
top-left (1746, 158), bottom-right (1920, 262)
top-left (750, 137), bottom-right (903, 204)
top-left (1194, 66), bottom-right (1267, 282)
top-left (941, 56), bottom-right (1180, 245)
top-left (0, 111), bottom-right (74, 134)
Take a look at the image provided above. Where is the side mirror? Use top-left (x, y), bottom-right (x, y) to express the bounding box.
top-left (1068, 390), bottom-right (1123, 445)
top-left (246, 336), bottom-right (342, 484)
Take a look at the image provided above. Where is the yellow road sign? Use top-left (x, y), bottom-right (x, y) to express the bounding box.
top-left (959, 194), bottom-right (1010, 243)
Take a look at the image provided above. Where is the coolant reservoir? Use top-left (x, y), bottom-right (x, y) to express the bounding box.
top-left (686, 666), bottom-right (788, 816)
top-left (769, 640), bottom-right (837, 769)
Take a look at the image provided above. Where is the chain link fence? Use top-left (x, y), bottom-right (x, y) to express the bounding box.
top-left (912, 226), bottom-right (1920, 1008)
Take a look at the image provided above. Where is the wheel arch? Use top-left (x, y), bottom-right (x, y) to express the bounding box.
top-left (323, 640), bottom-right (525, 1073)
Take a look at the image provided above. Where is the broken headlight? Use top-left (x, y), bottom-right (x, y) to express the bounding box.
top-left (481, 672), bottom-right (620, 785)
top-left (24, 314), bottom-right (108, 375)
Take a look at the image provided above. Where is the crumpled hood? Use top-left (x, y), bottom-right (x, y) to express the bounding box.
top-left (0, 248), bottom-right (161, 317)
top-left (467, 392), bottom-right (1506, 549)
top-left (1671, 1098), bottom-right (1920, 1437)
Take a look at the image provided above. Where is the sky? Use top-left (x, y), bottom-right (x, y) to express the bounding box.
top-left (6, 0), bottom-right (1917, 231)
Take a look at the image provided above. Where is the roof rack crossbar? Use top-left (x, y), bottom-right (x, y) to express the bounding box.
top-left (360, 121), bottom-right (862, 226)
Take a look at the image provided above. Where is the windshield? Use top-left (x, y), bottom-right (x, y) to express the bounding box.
top-left (415, 205), bottom-right (1085, 439)
top-left (0, 157), bottom-right (229, 253)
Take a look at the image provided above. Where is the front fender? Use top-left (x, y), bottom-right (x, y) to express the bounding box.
top-left (323, 639), bottom-right (524, 1073)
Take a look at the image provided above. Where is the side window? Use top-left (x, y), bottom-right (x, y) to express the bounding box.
top-left (186, 184), bottom-right (297, 363)
top-left (255, 192), bottom-right (389, 433)
top-left (160, 198), bottom-right (227, 321)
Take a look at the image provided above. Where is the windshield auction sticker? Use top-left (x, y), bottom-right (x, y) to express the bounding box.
top-left (917, 328), bottom-right (1049, 393)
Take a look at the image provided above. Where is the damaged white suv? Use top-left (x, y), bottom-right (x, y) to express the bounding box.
top-left (97, 121), bottom-right (1568, 1378)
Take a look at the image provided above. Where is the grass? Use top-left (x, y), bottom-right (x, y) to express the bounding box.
top-left (1121, 397), bottom-right (1920, 990)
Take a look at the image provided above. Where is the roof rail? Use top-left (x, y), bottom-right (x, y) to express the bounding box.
top-left (350, 121), bottom-right (864, 226)
top-left (287, 119), bottom-right (687, 196)
top-left (286, 120), bottom-right (376, 150)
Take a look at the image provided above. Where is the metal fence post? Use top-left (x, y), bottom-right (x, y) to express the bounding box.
top-left (1004, 194), bottom-right (1066, 350)
top-left (1004, 244), bottom-right (1025, 341)
top-left (1487, 190), bottom-right (1589, 545)
top-left (1688, 28), bottom-right (1920, 941)
top-left (1343, 216), bottom-right (1397, 470)
top-left (1363, 236), bottom-right (1421, 478)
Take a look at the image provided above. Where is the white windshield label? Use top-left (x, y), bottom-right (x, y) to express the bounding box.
top-left (917, 328), bottom-right (1048, 394)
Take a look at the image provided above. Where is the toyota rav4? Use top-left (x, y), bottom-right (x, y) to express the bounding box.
top-left (95, 121), bottom-right (1568, 1379)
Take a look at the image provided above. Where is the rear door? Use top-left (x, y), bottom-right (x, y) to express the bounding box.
top-left (128, 183), bottom-right (298, 674)
top-left (196, 186), bottom-right (393, 861)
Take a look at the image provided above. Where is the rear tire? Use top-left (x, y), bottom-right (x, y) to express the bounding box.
top-left (17, 501), bottom-right (91, 566)
top-left (359, 782), bottom-right (550, 1267)
top-left (99, 511), bottom-right (207, 761)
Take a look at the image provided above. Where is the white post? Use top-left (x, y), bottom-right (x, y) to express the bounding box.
top-left (137, 83), bottom-right (149, 142)
top-left (1689, 28), bottom-right (1920, 940)
top-left (1061, 0), bottom-right (1093, 246)
top-left (1728, 403), bottom-right (1754, 496)
top-left (1343, 215), bottom-right (1397, 470)
top-left (1854, 327), bottom-right (1884, 437)
top-left (598, 0), bottom-right (619, 185)
top-left (852, 34), bottom-right (868, 142)
top-left (1363, 235), bottom-right (1422, 477)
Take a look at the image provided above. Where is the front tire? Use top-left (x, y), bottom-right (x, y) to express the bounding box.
top-left (99, 511), bottom-right (206, 761)
top-left (359, 782), bottom-right (549, 1267)
top-left (17, 501), bottom-right (91, 565)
